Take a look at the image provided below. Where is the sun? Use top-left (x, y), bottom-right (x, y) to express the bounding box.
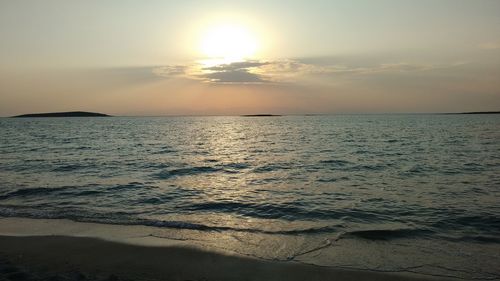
top-left (200, 24), bottom-right (258, 62)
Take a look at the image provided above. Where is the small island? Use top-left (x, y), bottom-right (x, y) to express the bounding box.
top-left (458, 111), bottom-right (500, 114)
top-left (440, 111), bottom-right (500, 115)
top-left (12, 111), bottom-right (111, 118)
top-left (241, 114), bottom-right (282, 117)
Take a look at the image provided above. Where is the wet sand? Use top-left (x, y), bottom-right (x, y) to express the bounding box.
top-left (0, 218), bottom-right (448, 281)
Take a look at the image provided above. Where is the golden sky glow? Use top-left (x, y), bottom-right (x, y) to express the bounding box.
top-left (0, 0), bottom-right (500, 116)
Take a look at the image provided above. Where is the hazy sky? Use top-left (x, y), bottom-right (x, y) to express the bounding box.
top-left (1, 0), bottom-right (499, 116)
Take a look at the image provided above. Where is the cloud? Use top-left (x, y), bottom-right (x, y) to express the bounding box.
top-left (256, 60), bottom-right (331, 82)
top-left (203, 61), bottom-right (270, 72)
top-left (324, 62), bottom-right (461, 75)
top-left (194, 59), bottom-right (341, 83)
top-left (150, 61), bottom-right (271, 84)
top-left (193, 59), bottom-right (332, 83)
top-left (149, 58), bottom-right (464, 84)
top-left (200, 69), bottom-right (267, 83)
top-left (152, 65), bottom-right (188, 78)
top-left (196, 60), bottom-right (271, 84)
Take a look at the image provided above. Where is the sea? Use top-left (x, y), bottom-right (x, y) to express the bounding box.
top-left (1, 115), bottom-right (499, 280)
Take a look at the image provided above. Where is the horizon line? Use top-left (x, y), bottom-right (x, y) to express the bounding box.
top-left (4, 111), bottom-right (500, 118)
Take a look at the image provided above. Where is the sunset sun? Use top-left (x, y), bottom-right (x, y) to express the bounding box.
top-left (200, 24), bottom-right (258, 61)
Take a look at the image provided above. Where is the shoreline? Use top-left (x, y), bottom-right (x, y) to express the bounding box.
top-left (0, 217), bottom-right (446, 281)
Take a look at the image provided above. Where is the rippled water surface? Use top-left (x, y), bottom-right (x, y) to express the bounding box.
top-left (1, 115), bottom-right (499, 279)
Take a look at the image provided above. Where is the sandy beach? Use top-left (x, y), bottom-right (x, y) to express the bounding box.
top-left (0, 218), bottom-right (445, 281)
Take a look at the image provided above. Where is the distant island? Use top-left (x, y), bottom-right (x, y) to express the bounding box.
top-left (12, 111), bottom-right (111, 118)
top-left (457, 111), bottom-right (500, 114)
top-left (441, 111), bottom-right (500, 115)
top-left (241, 114), bottom-right (282, 117)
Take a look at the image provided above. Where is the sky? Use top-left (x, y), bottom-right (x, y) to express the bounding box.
top-left (1, 0), bottom-right (500, 116)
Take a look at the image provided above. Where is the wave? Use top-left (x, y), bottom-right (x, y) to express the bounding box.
top-left (432, 214), bottom-right (500, 232)
top-left (1, 205), bottom-right (500, 244)
top-left (462, 162), bottom-right (485, 172)
top-left (106, 182), bottom-right (147, 191)
top-left (152, 147), bottom-right (177, 154)
top-left (151, 163), bottom-right (250, 179)
top-left (318, 159), bottom-right (388, 172)
top-left (151, 166), bottom-right (222, 179)
top-left (0, 186), bottom-right (71, 200)
top-left (223, 162), bottom-right (250, 170)
top-left (183, 201), bottom-right (384, 221)
top-left (52, 164), bottom-right (87, 172)
top-left (0, 183), bottom-right (153, 200)
top-left (136, 219), bottom-right (341, 235)
top-left (0, 205), bottom-right (342, 235)
top-left (319, 159), bottom-right (351, 166)
top-left (252, 163), bottom-right (292, 173)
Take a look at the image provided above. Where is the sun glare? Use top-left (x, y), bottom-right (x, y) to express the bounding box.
top-left (200, 24), bottom-right (258, 62)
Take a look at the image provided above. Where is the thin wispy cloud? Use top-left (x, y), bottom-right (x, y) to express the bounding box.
top-left (150, 59), bottom-right (466, 84)
top-left (323, 62), bottom-right (466, 76)
top-left (152, 65), bottom-right (188, 78)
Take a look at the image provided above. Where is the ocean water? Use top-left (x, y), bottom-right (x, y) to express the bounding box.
top-left (1, 115), bottom-right (499, 279)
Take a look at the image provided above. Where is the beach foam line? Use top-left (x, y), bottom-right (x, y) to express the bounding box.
top-left (0, 207), bottom-right (345, 235)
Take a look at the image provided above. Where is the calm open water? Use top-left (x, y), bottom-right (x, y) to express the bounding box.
top-left (1, 115), bottom-right (499, 279)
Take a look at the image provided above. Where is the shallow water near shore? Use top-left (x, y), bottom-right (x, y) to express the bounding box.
top-left (1, 115), bottom-right (499, 279)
